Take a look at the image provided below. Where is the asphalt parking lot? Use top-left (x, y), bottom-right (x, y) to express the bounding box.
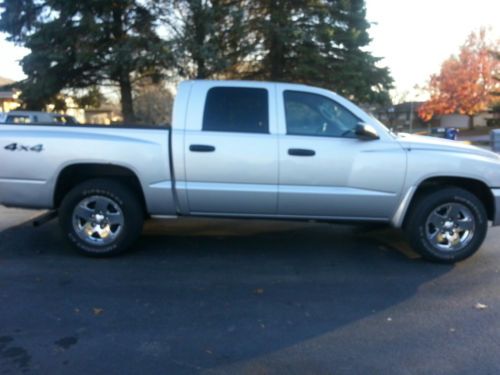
top-left (1, 206), bottom-right (500, 374)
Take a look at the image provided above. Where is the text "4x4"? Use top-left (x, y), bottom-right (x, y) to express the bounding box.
top-left (4, 143), bottom-right (44, 152)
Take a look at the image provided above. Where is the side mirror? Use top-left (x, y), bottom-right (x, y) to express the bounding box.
top-left (355, 123), bottom-right (380, 140)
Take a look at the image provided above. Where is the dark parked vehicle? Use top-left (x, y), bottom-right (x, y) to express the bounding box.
top-left (53, 114), bottom-right (79, 125)
top-left (430, 127), bottom-right (459, 140)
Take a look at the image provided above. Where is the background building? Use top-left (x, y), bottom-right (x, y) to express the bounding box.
top-left (0, 75), bottom-right (117, 124)
top-left (0, 76), bottom-right (21, 113)
top-left (375, 102), bottom-right (426, 133)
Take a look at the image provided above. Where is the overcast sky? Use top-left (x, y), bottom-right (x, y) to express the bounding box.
top-left (365, 0), bottom-right (499, 101)
top-left (0, 0), bottom-right (499, 101)
top-left (0, 35), bottom-right (28, 82)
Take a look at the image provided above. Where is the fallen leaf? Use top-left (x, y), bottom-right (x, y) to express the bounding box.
top-left (93, 308), bottom-right (104, 316)
top-left (475, 303), bottom-right (488, 310)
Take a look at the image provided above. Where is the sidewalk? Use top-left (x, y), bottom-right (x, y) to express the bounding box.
top-left (459, 134), bottom-right (490, 144)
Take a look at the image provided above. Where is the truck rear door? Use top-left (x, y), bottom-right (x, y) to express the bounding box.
top-left (182, 82), bottom-right (279, 215)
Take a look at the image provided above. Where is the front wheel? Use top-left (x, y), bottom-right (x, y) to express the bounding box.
top-left (405, 187), bottom-right (488, 263)
top-left (59, 179), bottom-right (144, 257)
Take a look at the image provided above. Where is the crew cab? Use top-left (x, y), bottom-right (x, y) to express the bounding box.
top-left (1, 80), bottom-right (499, 262)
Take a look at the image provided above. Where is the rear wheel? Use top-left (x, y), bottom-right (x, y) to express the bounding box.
top-left (59, 179), bottom-right (144, 257)
top-left (405, 187), bottom-right (488, 263)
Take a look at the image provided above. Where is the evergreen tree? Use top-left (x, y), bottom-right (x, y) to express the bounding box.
top-left (163, 0), bottom-right (251, 79)
top-left (2, 0), bottom-right (392, 114)
top-left (246, 0), bottom-right (393, 104)
top-left (0, 0), bottom-right (170, 122)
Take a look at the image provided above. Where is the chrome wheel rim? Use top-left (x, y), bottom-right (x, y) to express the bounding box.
top-left (425, 203), bottom-right (475, 252)
top-left (72, 195), bottom-right (124, 246)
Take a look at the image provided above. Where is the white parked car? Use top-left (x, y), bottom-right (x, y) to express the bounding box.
top-left (1, 111), bottom-right (78, 125)
top-left (1, 110), bottom-right (58, 124)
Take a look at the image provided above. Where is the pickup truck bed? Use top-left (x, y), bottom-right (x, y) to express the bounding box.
top-left (0, 124), bottom-right (176, 215)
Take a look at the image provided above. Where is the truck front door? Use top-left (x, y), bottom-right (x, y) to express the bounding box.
top-left (276, 88), bottom-right (406, 220)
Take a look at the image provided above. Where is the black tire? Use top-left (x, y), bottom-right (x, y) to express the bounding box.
top-left (59, 179), bottom-right (144, 257)
top-left (405, 187), bottom-right (488, 263)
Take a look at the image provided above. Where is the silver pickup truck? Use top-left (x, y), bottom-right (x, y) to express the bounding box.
top-left (1, 80), bottom-right (499, 262)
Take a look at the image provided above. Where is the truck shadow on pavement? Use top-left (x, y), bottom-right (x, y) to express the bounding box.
top-left (0, 218), bottom-right (453, 374)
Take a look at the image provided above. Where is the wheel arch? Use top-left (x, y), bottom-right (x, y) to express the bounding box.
top-left (53, 163), bottom-right (146, 213)
top-left (400, 176), bottom-right (494, 228)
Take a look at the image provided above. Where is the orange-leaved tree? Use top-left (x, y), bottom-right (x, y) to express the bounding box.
top-left (418, 30), bottom-right (499, 129)
top-left (492, 50), bottom-right (500, 100)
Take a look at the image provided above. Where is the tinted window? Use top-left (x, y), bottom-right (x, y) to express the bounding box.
top-left (203, 87), bottom-right (269, 133)
top-left (284, 91), bottom-right (360, 138)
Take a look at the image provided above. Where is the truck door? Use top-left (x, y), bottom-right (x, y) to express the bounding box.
top-left (276, 88), bottom-right (406, 220)
top-left (183, 83), bottom-right (279, 215)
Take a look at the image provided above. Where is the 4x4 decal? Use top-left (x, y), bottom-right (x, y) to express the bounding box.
top-left (4, 143), bottom-right (44, 152)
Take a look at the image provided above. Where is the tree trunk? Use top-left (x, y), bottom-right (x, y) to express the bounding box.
top-left (195, 56), bottom-right (207, 79)
top-left (468, 115), bottom-right (474, 130)
top-left (119, 73), bottom-right (135, 124)
top-left (112, 7), bottom-right (135, 124)
top-left (192, 0), bottom-right (208, 79)
top-left (268, 1), bottom-right (285, 81)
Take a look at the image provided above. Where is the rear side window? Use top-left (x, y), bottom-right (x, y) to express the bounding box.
top-left (202, 87), bottom-right (269, 133)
